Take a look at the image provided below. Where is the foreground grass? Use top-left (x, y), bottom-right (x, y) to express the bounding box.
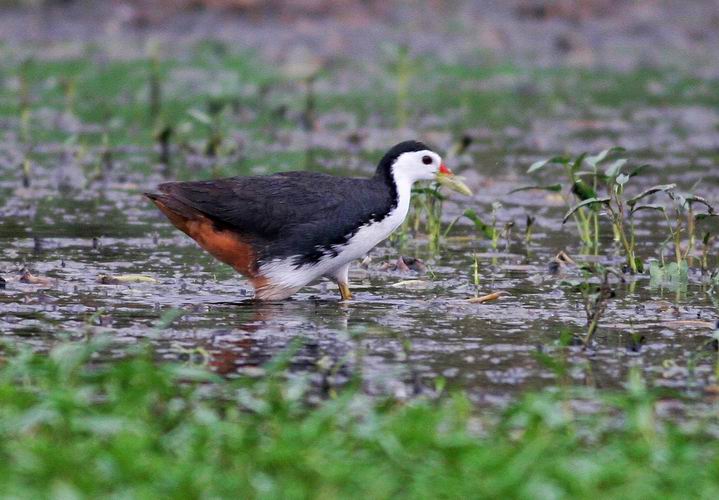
top-left (0, 339), bottom-right (718, 498)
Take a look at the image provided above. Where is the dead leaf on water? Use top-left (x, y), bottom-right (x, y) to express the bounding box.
top-left (390, 280), bottom-right (431, 289)
top-left (467, 291), bottom-right (509, 304)
top-left (98, 274), bottom-right (158, 285)
top-left (444, 235), bottom-right (475, 242)
top-left (19, 270), bottom-right (54, 286)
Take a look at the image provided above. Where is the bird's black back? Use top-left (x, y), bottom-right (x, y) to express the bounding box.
top-left (158, 171), bottom-right (397, 266)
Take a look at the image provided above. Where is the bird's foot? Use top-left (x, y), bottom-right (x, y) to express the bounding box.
top-left (338, 282), bottom-right (353, 301)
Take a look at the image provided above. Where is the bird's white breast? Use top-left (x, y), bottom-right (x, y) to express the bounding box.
top-left (259, 173), bottom-right (413, 291)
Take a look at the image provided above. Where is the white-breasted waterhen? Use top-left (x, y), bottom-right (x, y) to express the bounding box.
top-left (145, 140), bottom-right (471, 301)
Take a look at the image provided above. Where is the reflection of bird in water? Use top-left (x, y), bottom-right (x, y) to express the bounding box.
top-left (201, 301), bottom-right (352, 375)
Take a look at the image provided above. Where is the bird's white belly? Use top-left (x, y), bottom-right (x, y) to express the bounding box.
top-left (259, 196), bottom-right (410, 292)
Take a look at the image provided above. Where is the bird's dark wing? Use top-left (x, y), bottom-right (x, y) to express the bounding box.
top-left (157, 172), bottom-right (394, 262)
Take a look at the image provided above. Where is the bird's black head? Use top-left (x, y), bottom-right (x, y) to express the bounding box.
top-left (374, 140), bottom-right (435, 182)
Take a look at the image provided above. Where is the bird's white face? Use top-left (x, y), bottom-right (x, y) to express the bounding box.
top-left (391, 150), bottom-right (445, 184)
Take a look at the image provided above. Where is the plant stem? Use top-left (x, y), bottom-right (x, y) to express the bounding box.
top-left (685, 206), bottom-right (695, 266)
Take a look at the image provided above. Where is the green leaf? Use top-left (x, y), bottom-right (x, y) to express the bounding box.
top-left (585, 147), bottom-right (625, 168)
top-left (696, 213), bottom-right (719, 221)
top-left (155, 308), bottom-right (185, 329)
top-left (571, 152), bottom-right (588, 173)
top-left (626, 184), bottom-right (676, 207)
top-left (412, 187), bottom-right (446, 200)
top-left (666, 261), bottom-right (689, 281)
top-left (629, 204), bottom-right (665, 217)
top-left (651, 261), bottom-right (689, 283)
top-left (629, 164), bottom-right (651, 178)
top-left (634, 257), bottom-right (644, 273)
top-left (562, 197), bottom-right (611, 224)
top-left (604, 158), bottom-right (627, 178)
top-left (508, 184), bottom-right (562, 194)
top-left (463, 209), bottom-right (494, 239)
top-left (680, 193), bottom-right (715, 212)
top-left (527, 156), bottom-right (571, 173)
top-left (649, 261), bottom-right (663, 281)
top-left (571, 180), bottom-right (597, 201)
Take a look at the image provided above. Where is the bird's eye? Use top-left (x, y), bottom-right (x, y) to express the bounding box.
top-left (422, 155), bottom-right (433, 165)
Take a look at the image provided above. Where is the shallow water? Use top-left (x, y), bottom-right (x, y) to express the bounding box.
top-left (1, 46), bottom-right (719, 407)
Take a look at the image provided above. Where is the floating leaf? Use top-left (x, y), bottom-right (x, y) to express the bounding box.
top-left (467, 291), bottom-right (509, 304)
top-left (508, 184), bottom-right (562, 194)
top-left (562, 197), bottom-right (611, 224)
top-left (626, 184), bottom-right (676, 207)
top-left (98, 274), bottom-right (157, 285)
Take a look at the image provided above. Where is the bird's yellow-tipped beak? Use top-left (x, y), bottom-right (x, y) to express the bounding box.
top-left (436, 164), bottom-right (473, 196)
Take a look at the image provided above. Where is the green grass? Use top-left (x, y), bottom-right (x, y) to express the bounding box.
top-left (1, 337), bottom-right (718, 498)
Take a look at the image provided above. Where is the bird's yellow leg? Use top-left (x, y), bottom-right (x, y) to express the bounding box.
top-left (338, 282), bottom-right (353, 301)
top-left (333, 263), bottom-right (353, 301)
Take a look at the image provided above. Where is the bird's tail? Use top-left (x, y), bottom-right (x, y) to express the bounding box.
top-left (144, 189), bottom-right (201, 231)
top-left (144, 188), bottom-right (259, 278)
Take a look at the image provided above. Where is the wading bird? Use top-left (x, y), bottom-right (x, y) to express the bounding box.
top-left (146, 141), bottom-right (471, 301)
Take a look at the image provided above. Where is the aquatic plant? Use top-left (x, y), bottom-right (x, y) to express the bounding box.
top-left (148, 43), bottom-right (163, 121)
top-left (525, 149), bottom-right (715, 274)
top-left (560, 262), bottom-right (618, 346)
top-left (59, 76), bottom-right (76, 116)
top-left (520, 151), bottom-right (609, 251)
top-left (402, 167), bottom-right (472, 252)
top-left (154, 122), bottom-right (173, 167)
top-left (406, 184), bottom-right (446, 252)
top-left (388, 44), bottom-right (414, 129)
top-left (186, 99), bottom-right (227, 158)
top-left (524, 214), bottom-right (535, 249)
top-left (463, 202), bottom-right (512, 252)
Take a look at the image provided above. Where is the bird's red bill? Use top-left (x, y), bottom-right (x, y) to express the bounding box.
top-left (439, 163), bottom-right (452, 175)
